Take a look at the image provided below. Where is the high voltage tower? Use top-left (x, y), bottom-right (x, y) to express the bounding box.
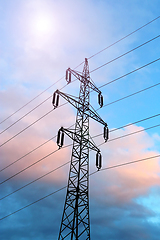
top-left (52, 58), bottom-right (109, 239)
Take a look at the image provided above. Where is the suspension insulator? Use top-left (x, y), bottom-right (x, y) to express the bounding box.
top-left (68, 71), bottom-right (71, 84)
top-left (52, 92), bottom-right (56, 105)
top-left (56, 94), bottom-right (59, 107)
top-left (100, 94), bottom-right (103, 107)
top-left (66, 70), bottom-right (68, 82)
top-left (98, 93), bottom-right (103, 108)
top-left (57, 127), bottom-right (64, 148)
top-left (66, 69), bottom-right (71, 84)
top-left (96, 151), bottom-right (102, 170)
top-left (104, 125), bottom-right (109, 142)
top-left (52, 91), bottom-right (59, 108)
top-left (98, 93), bottom-right (100, 105)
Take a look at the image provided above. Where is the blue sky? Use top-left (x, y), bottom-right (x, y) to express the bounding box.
top-left (0, 0), bottom-right (160, 239)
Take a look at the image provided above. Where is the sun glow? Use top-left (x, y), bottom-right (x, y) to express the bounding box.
top-left (34, 14), bottom-right (53, 35)
top-left (31, 11), bottom-right (55, 37)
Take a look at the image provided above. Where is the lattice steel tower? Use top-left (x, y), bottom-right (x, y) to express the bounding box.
top-left (52, 58), bottom-right (108, 239)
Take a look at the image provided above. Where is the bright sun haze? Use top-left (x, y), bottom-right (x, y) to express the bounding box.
top-left (32, 12), bottom-right (54, 36)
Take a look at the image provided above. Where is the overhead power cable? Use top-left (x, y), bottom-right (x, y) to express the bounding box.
top-left (102, 81), bottom-right (160, 108)
top-left (1, 153), bottom-right (160, 221)
top-left (0, 136), bottom-right (56, 172)
top-left (1, 33), bottom-right (160, 136)
top-left (91, 55), bottom-right (160, 74)
top-left (0, 96), bottom-right (51, 135)
top-left (1, 56), bottom-right (160, 149)
top-left (88, 15), bottom-right (160, 59)
top-left (90, 34), bottom-right (160, 73)
top-left (1, 111), bottom-right (159, 174)
top-left (0, 122), bottom-right (76, 172)
top-left (90, 154), bottom-right (160, 175)
top-left (0, 82), bottom-right (70, 135)
top-left (89, 58), bottom-right (160, 100)
top-left (0, 76), bottom-right (65, 125)
top-left (1, 47), bottom-right (160, 176)
top-left (0, 79), bottom-right (159, 150)
top-left (0, 161), bottom-right (70, 201)
top-left (93, 112), bottom-right (160, 138)
top-left (1, 15), bottom-right (160, 126)
top-left (1, 52), bottom-right (160, 139)
top-left (0, 65), bottom-right (159, 152)
top-left (1, 15), bottom-right (159, 223)
top-left (0, 144), bottom-right (72, 185)
top-left (0, 103), bottom-right (67, 148)
top-left (0, 109), bottom-right (54, 147)
top-left (107, 123), bottom-right (160, 143)
top-left (89, 56), bottom-right (160, 102)
top-left (98, 57), bottom-right (160, 88)
top-left (0, 185), bottom-right (67, 221)
top-left (1, 121), bottom-right (159, 187)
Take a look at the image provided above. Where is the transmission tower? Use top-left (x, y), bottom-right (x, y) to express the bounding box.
top-left (52, 58), bottom-right (108, 239)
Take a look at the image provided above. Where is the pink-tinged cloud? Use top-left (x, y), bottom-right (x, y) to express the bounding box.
top-left (0, 90), bottom-right (75, 186)
top-left (0, 132), bottom-right (71, 185)
top-left (1, 86), bottom-right (160, 204)
top-left (91, 124), bottom-right (160, 204)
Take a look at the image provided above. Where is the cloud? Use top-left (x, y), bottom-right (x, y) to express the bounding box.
top-left (1, 87), bottom-right (160, 240)
top-left (0, 84), bottom-right (76, 190)
top-left (87, 124), bottom-right (160, 239)
top-left (91, 125), bottom-right (160, 203)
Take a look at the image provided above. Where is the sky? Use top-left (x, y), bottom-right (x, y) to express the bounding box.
top-left (0, 0), bottom-right (160, 239)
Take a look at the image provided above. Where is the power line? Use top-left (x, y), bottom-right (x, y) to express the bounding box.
top-left (95, 124), bottom-right (160, 149)
top-left (0, 76), bottom-right (65, 125)
top-left (0, 160), bottom-right (70, 201)
top-left (0, 122), bottom-right (76, 172)
top-left (1, 57), bottom-right (160, 149)
top-left (0, 185), bottom-right (67, 221)
top-left (88, 15), bottom-right (160, 59)
top-left (1, 15), bottom-right (160, 224)
top-left (93, 112), bottom-right (160, 138)
top-left (90, 154), bottom-right (160, 175)
top-left (90, 34), bottom-right (160, 73)
top-left (0, 109), bottom-right (53, 147)
top-left (1, 53), bottom-right (160, 142)
top-left (1, 111), bottom-right (159, 175)
top-left (1, 15), bottom-right (160, 127)
top-left (1, 35), bottom-right (160, 136)
top-left (91, 55), bottom-right (160, 74)
top-left (0, 103), bottom-right (67, 148)
top-left (1, 52), bottom-right (160, 184)
top-left (0, 144), bottom-right (72, 185)
top-left (1, 121), bottom-right (159, 189)
top-left (98, 57), bottom-right (160, 88)
top-left (108, 123), bottom-right (160, 143)
top-left (102, 81), bottom-right (160, 108)
top-left (0, 78), bottom-right (78, 136)
top-left (0, 136), bottom-right (56, 172)
top-left (0, 77), bottom-right (160, 159)
top-left (0, 49), bottom-right (153, 137)
top-left (0, 96), bottom-right (51, 135)
top-left (0, 81), bottom-right (70, 135)
top-left (1, 153), bottom-right (160, 221)
top-left (1, 59), bottom-right (159, 147)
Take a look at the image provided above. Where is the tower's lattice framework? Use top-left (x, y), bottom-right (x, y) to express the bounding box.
top-left (52, 58), bottom-right (108, 239)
